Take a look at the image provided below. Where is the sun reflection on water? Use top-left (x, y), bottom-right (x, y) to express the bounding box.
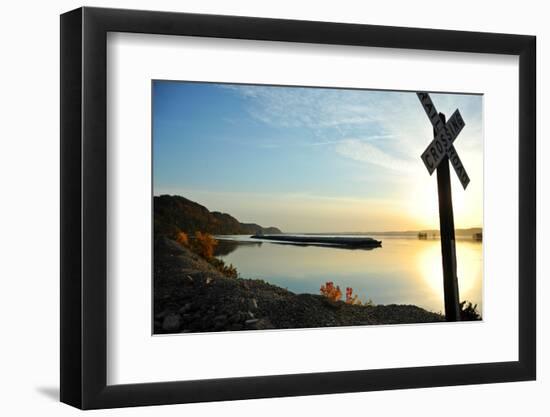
top-left (415, 240), bottom-right (483, 313)
top-left (218, 236), bottom-right (483, 314)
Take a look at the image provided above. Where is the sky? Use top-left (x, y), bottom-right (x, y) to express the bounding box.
top-left (153, 81), bottom-right (483, 233)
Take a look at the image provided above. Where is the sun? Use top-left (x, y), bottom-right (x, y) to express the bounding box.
top-left (405, 169), bottom-right (481, 231)
top-left (406, 176), bottom-right (440, 230)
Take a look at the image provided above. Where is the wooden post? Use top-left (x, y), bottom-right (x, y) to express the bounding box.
top-left (435, 113), bottom-right (461, 321)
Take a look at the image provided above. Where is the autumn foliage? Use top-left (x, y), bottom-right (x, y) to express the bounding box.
top-left (320, 281), bottom-right (342, 302)
top-left (176, 231), bottom-right (189, 247)
top-left (192, 231), bottom-right (218, 259)
top-left (320, 282), bottom-right (373, 306)
top-left (173, 230), bottom-right (238, 278)
top-left (345, 287), bottom-right (361, 305)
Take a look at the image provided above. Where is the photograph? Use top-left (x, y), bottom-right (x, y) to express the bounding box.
top-left (152, 81), bottom-right (483, 334)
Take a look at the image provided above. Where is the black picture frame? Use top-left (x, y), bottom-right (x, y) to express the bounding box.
top-left (60, 6), bottom-right (536, 410)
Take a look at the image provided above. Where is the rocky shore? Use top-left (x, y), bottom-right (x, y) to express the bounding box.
top-left (154, 237), bottom-right (444, 334)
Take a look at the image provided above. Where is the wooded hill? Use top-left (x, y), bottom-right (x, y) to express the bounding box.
top-left (154, 195), bottom-right (282, 237)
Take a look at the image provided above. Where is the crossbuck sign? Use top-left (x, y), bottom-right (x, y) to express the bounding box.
top-left (417, 92), bottom-right (470, 189)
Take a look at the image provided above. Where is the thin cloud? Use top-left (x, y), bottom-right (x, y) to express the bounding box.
top-left (221, 84), bottom-right (380, 130)
top-left (335, 139), bottom-right (416, 173)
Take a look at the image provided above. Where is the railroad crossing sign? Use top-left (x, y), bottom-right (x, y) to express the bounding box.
top-left (417, 92), bottom-right (470, 189)
top-left (417, 91), bottom-right (469, 322)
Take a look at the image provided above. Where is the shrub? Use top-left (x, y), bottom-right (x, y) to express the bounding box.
top-left (345, 287), bottom-right (375, 306)
top-left (320, 281), bottom-right (342, 302)
top-left (345, 287), bottom-right (362, 305)
top-left (177, 231), bottom-right (238, 278)
top-left (176, 231), bottom-right (189, 247)
top-left (460, 301), bottom-right (482, 321)
top-left (362, 298), bottom-right (375, 307)
top-left (208, 257), bottom-right (239, 279)
top-left (321, 282), bottom-right (373, 306)
top-left (192, 231), bottom-right (218, 259)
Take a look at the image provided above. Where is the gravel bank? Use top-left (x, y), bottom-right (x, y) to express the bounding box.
top-left (154, 237), bottom-right (444, 334)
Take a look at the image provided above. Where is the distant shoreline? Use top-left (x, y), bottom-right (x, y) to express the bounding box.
top-left (271, 227), bottom-right (482, 237)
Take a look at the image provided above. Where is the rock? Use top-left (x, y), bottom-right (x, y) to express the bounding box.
top-left (187, 321), bottom-right (203, 331)
top-left (202, 313), bottom-right (216, 326)
top-left (214, 316), bottom-right (232, 330)
top-left (229, 313), bottom-right (242, 323)
top-left (178, 303), bottom-right (193, 314)
top-left (162, 314), bottom-right (181, 332)
top-left (154, 310), bottom-right (168, 319)
top-left (214, 314), bottom-right (228, 323)
top-left (206, 277), bottom-right (214, 285)
top-left (243, 318), bottom-right (275, 330)
top-left (244, 318), bottom-right (259, 327)
top-left (256, 318), bottom-right (275, 329)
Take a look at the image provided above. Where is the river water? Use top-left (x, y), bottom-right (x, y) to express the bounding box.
top-left (215, 234), bottom-right (482, 314)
